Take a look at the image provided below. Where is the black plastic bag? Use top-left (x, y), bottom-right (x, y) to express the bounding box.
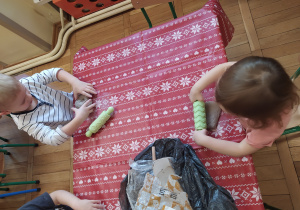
top-left (119, 138), bottom-right (237, 210)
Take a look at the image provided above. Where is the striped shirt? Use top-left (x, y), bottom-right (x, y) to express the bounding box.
top-left (11, 68), bottom-right (73, 146)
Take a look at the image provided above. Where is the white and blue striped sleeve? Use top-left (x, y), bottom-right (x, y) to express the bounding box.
top-left (21, 68), bottom-right (62, 86)
top-left (21, 122), bottom-right (71, 146)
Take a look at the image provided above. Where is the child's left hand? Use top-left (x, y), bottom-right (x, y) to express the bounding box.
top-left (72, 79), bottom-right (97, 100)
top-left (193, 129), bottom-right (208, 145)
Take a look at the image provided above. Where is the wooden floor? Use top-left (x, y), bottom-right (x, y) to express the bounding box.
top-left (1, 0), bottom-right (300, 209)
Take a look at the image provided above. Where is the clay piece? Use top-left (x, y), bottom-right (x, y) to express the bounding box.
top-left (75, 94), bottom-right (91, 108)
top-left (205, 101), bottom-right (221, 131)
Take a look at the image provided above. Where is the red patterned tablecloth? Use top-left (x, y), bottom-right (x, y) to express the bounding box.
top-left (72, 0), bottom-right (264, 209)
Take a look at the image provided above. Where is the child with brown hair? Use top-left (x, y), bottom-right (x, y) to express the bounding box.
top-left (0, 68), bottom-right (96, 146)
top-left (190, 56), bottom-right (299, 157)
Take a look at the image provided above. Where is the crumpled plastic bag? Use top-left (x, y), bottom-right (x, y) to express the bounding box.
top-left (135, 173), bottom-right (192, 210)
top-left (119, 138), bottom-right (237, 210)
top-left (127, 160), bottom-right (154, 208)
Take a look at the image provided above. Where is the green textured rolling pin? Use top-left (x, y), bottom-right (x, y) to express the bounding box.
top-left (86, 107), bottom-right (114, 137)
top-left (193, 101), bottom-right (207, 130)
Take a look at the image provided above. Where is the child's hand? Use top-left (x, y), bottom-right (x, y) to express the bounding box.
top-left (189, 87), bottom-right (204, 102)
top-left (193, 129), bottom-right (208, 145)
top-left (72, 79), bottom-right (97, 100)
top-left (71, 100), bottom-right (96, 122)
top-left (73, 199), bottom-right (105, 210)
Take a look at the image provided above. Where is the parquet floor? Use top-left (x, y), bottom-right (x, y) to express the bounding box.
top-left (0, 0), bottom-right (300, 209)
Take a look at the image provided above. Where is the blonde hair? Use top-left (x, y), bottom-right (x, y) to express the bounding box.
top-left (0, 73), bottom-right (20, 110)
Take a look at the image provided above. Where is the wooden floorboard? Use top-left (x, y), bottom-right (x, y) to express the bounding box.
top-left (0, 0), bottom-right (300, 209)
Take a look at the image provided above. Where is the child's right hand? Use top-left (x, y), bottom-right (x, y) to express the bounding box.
top-left (72, 79), bottom-right (97, 100)
top-left (73, 199), bottom-right (105, 210)
top-left (189, 87), bottom-right (204, 102)
top-left (71, 99), bottom-right (96, 122)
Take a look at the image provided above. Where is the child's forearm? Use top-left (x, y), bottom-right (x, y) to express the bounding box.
top-left (50, 190), bottom-right (104, 210)
top-left (60, 116), bottom-right (84, 136)
top-left (50, 190), bottom-right (80, 207)
top-left (191, 62), bottom-right (235, 92)
top-left (56, 69), bottom-right (79, 86)
top-left (194, 134), bottom-right (256, 157)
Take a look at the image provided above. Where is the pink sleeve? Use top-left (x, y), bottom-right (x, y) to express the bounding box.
top-left (246, 128), bottom-right (282, 149)
top-left (245, 110), bottom-right (292, 149)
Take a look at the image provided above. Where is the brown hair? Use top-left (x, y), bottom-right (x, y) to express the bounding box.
top-left (215, 56), bottom-right (299, 129)
top-left (0, 73), bottom-right (20, 110)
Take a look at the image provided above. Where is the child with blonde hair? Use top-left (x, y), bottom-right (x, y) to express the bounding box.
top-left (190, 56), bottom-right (299, 157)
top-left (0, 68), bottom-right (96, 146)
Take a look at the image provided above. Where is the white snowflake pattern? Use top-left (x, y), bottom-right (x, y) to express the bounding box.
top-left (201, 70), bottom-right (208, 77)
top-left (129, 140), bottom-right (140, 151)
top-left (143, 87), bottom-right (153, 96)
top-left (148, 137), bottom-right (157, 143)
top-left (110, 95), bottom-right (119, 105)
top-left (78, 63), bottom-right (86, 71)
top-left (234, 121), bottom-right (243, 133)
top-left (250, 187), bottom-right (262, 201)
top-left (112, 144), bottom-right (122, 154)
top-left (210, 18), bottom-right (219, 27)
top-left (160, 82), bottom-right (171, 92)
top-left (227, 189), bottom-right (240, 200)
top-left (172, 31), bottom-right (183, 41)
top-left (95, 147), bottom-right (105, 158)
top-left (78, 150), bottom-right (88, 161)
top-left (212, 125), bottom-right (225, 137)
top-left (191, 24), bottom-right (201, 34)
top-left (179, 76), bottom-right (191, 87)
top-left (122, 48), bottom-right (130, 57)
top-left (115, 201), bottom-right (121, 210)
top-left (107, 53), bottom-right (115, 62)
top-left (96, 99), bottom-right (102, 109)
top-left (137, 43), bottom-right (146, 52)
top-left (168, 133), bottom-right (179, 138)
top-left (188, 130), bottom-right (194, 139)
top-left (154, 37), bottom-right (164, 46)
top-left (92, 58), bottom-right (100, 67)
top-left (126, 91), bottom-right (135, 100)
